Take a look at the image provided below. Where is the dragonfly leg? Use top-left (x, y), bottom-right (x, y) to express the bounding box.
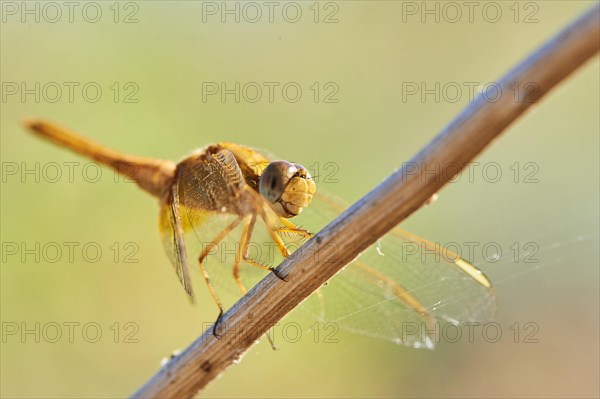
top-left (232, 214), bottom-right (278, 349)
top-left (260, 212), bottom-right (292, 257)
top-left (197, 216), bottom-right (243, 339)
top-left (239, 213), bottom-right (287, 281)
top-left (232, 215), bottom-right (254, 293)
top-left (276, 218), bottom-right (313, 238)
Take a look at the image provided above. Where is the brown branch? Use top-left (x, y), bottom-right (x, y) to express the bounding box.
top-left (131, 5), bottom-right (599, 398)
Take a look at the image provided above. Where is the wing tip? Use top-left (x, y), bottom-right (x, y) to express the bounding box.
top-left (454, 258), bottom-right (493, 289)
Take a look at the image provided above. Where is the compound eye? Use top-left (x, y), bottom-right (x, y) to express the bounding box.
top-left (259, 161), bottom-right (297, 203)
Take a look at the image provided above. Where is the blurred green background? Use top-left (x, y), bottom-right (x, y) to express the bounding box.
top-left (1, 1), bottom-right (598, 398)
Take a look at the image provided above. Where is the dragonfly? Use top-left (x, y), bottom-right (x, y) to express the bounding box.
top-left (24, 119), bottom-right (496, 349)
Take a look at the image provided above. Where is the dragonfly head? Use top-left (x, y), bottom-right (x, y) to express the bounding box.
top-left (259, 160), bottom-right (316, 218)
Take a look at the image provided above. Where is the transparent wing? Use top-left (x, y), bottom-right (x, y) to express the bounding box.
top-left (293, 191), bottom-right (497, 348)
top-left (158, 184), bottom-right (194, 296)
top-left (158, 151), bottom-right (243, 299)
